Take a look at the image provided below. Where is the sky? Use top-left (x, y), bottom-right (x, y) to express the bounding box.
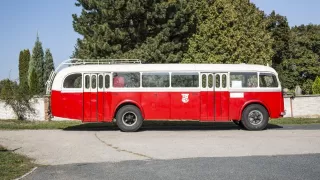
top-left (1, 0), bottom-right (320, 80)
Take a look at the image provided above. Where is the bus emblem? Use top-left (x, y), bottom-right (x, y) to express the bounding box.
top-left (181, 94), bottom-right (189, 103)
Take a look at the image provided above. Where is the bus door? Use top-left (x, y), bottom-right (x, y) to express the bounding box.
top-left (83, 73), bottom-right (98, 122)
top-left (98, 73), bottom-right (112, 122)
top-left (200, 73), bottom-right (214, 121)
top-left (214, 73), bottom-right (229, 121)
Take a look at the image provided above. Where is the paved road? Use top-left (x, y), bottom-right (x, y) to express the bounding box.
top-left (25, 154), bottom-right (320, 180)
top-left (0, 124), bottom-right (320, 179)
top-left (1, 124), bottom-right (320, 165)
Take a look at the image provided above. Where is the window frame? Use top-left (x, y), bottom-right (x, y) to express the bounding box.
top-left (258, 72), bottom-right (279, 88)
top-left (112, 72), bottom-right (141, 88)
top-left (62, 73), bottom-right (83, 91)
top-left (229, 72), bottom-right (259, 89)
top-left (142, 72), bottom-right (170, 88)
top-left (170, 72), bottom-right (200, 88)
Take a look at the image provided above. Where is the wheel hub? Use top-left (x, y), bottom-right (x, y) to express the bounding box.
top-left (248, 110), bottom-right (263, 125)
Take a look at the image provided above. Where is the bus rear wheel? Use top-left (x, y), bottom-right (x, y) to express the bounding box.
top-left (116, 105), bottom-right (143, 132)
top-left (241, 104), bottom-right (269, 131)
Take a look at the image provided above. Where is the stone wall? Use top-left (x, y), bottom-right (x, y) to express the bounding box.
top-left (0, 96), bottom-right (319, 121)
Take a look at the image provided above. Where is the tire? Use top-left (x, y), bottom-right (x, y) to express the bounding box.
top-left (241, 104), bottom-right (269, 131)
top-left (116, 105), bottom-right (143, 132)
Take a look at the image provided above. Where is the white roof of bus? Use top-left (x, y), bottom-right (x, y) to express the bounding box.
top-left (58, 64), bottom-right (277, 74)
top-left (51, 64), bottom-right (277, 91)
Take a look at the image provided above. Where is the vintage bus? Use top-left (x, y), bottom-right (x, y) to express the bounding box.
top-left (47, 59), bottom-right (285, 132)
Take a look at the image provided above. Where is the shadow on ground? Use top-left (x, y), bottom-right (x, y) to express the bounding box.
top-left (63, 121), bottom-right (283, 131)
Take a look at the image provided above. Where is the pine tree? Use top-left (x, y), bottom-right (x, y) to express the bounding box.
top-left (266, 11), bottom-right (291, 89)
top-left (266, 11), bottom-right (290, 66)
top-left (72, 0), bottom-right (197, 63)
top-left (43, 49), bottom-right (55, 85)
top-left (183, 0), bottom-right (274, 65)
top-left (28, 35), bottom-right (44, 94)
top-left (29, 69), bottom-right (39, 95)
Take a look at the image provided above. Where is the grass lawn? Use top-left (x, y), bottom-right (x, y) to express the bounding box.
top-left (0, 118), bottom-right (320, 130)
top-left (270, 117), bottom-right (320, 125)
top-left (0, 120), bottom-right (82, 130)
top-left (0, 145), bottom-right (35, 180)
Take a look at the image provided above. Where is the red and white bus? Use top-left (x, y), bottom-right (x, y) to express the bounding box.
top-left (47, 59), bottom-right (285, 132)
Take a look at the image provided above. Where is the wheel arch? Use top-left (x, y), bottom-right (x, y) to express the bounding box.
top-left (239, 101), bottom-right (270, 120)
top-left (113, 100), bottom-right (145, 119)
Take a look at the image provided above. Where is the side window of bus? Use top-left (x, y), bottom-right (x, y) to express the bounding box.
top-left (91, 75), bottom-right (97, 89)
top-left (230, 72), bottom-right (258, 88)
top-left (105, 74), bottom-right (110, 88)
top-left (85, 75), bottom-right (90, 89)
top-left (222, 74), bottom-right (227, 88)
top-left (208, 74), bottom-right (213, 88)
top-left (113, 72), bottom-right (140, 88)
top-left (202, 74), bottom-right (206, 88)
top-left (259, 73), bottom-right (278, 87)
top-left (142, 73), bottom-right (169, 87)
top-left (216, 74), bottom-right (220, 88)
top-left (98, 75), bottom-right (103, 89)
top-left (63, 73), bottom-right (82, 88)
top-left (171, 72), bottom-right (199, 88)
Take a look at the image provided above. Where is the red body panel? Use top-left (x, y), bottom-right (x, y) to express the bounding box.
top-left (141, 92), bottom-right (170, 120)
top-left (229, 92), bottom-right (283, 119)
top-left (51, 90), bottom-right (284, 122)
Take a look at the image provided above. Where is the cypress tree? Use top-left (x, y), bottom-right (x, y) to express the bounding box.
top-left (19, 50), bottom-right (30, 93)
top-left (28, 35), bottom-right (44, 94)
top-left (18, 51), bottom-right (24, 83)
top-left (43, 49), bottom-right (55, 85)
top-left (183, 0), bottom-right (274, 65)
top-left (29, 69), bottom-right (39, 95)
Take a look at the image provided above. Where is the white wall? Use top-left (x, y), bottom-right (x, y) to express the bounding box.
top-left (0, 98), bottom-right (45, 121)
top-left (0, 96), bottom-right (320, 121)
top-left (284, 96), bottom-right (320, 118)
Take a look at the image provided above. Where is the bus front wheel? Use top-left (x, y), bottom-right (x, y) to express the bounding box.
top-left (116, 105), bottom-right (143, 132)
top-left (241, 104), bottom-right (269, 131)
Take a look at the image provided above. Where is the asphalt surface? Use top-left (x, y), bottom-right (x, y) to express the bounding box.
top-left (24, 154), bottom-right (320, 180)
top-left (1, 124), bottom-right (320, 179)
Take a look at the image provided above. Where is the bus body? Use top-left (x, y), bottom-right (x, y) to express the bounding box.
top-left (49, 60), bottom-right (285, 131)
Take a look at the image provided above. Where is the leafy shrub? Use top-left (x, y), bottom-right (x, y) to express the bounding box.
top-left (0, 79), bottom-right (34, 120)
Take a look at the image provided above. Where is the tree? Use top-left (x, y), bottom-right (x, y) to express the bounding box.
top-left (312, 76), bottom-right (320, 94)
top-left (43, 49), bottom-right (55, 85)
top-left (19, 49), bottom-right (30, 84)
top-left (266, 11), bottom-right (291, 87)
top-left (28, 35), bottom-right (44, 94)
top-left (72, 0), bottom-right (197, 63)
top-left (282, 25), bottom-right (320, 93)
top-left (29, 69), bottom-right (39, 95)
top-left (266, 11), bottom-right (290, 66)
top-left (18, 49), bottom-right (30, 95)
top-left (183, 0), bottom-right (274, 65)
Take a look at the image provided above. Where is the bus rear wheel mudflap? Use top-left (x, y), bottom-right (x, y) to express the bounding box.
top-left (241, 104), bottom-right (269, 131)
top-left (116, 105), bottom-right (143, 132)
